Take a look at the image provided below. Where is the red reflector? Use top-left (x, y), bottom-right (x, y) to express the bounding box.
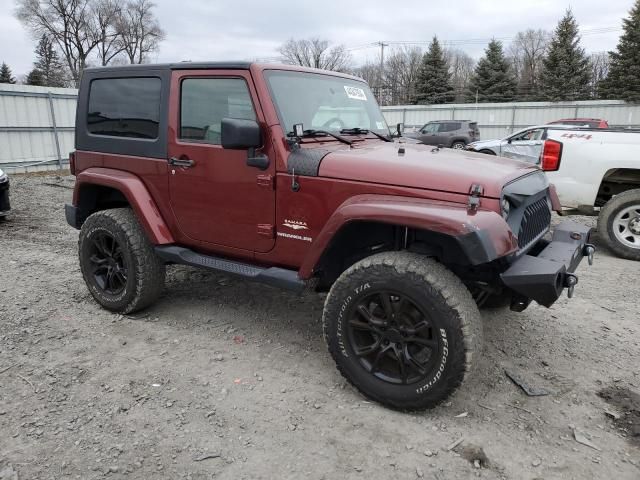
top-left (541, 140), bottom-right (562, 171)
top-left (69, 151), bottom-right (76, 175)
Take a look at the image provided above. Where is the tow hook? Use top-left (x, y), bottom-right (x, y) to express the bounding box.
top-left (564, 273), bottom-right (578, 298)
top-left (583, 244), bottom-right (596, 266)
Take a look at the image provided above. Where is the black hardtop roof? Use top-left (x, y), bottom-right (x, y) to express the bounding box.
top-left (82, 61), bottom-right (366, 82)
top-left (84, 61), bottom-right (253, 74)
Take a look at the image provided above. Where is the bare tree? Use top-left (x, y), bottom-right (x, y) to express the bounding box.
top-left (445, 48), bottom-right (475, 103)
top-left (116, 0), bottom-right (164, 64)
top-left (278, 38), bottom-right (351, 72)
top-left (94, 0), bottom-right (125, 66)
top-left (590, 52), bottom-right (610, 98)
top-left (16, 0), bottom-right (103, 86)
top-left (384, 46), bottom-right (423, 105)
top-left (507, 29), bottom-right (550, 100)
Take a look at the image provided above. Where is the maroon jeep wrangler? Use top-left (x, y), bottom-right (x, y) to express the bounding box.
top-left (66, 62), bottom-right (594, 410)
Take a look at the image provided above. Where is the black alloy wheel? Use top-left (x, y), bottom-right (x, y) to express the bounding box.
top-left (346, 290), bottom-right (442, 385)
top-left (87, 231), bottom-right (128, 295)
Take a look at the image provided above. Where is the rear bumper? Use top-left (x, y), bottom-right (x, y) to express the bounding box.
top-left (0, 179), bottom-right (10, 215)
top-left (501, 220), bottom-right (594, 309)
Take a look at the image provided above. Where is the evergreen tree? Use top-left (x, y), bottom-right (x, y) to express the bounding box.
top-left (413, 37), bottom-right (453, 104)
top-left (599, 0), bottom-right (640, 101)
top-left (466, 40), bottom-right (517, 103)
top-left (540, 9), bottom-right (591, 101)
top-left (0, 62), bottom-right (16, 84)
top-left (26, 69), bottom-right (45, 86)
top-left (33, 35), bottom-right (66, 87)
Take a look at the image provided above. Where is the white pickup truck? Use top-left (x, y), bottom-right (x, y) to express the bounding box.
top-left (467, 125), bottom-right (640, 261)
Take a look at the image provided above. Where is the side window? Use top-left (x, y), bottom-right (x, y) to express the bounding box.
top-left (440, 122), bottom-right (461, 132)
top-left (423, 123), bottom-right (439, 133)
top-left (180, 78), bottom-right (256, 145)
top-left (87, 77), bottom-right (161, 139)
top-left (511, 128), bottom-right (544, 142)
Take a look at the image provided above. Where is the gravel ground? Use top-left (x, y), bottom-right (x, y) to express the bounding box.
top-left (0, 172), bottom-right (638, 480)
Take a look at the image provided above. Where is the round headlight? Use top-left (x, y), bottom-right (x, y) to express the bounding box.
top-left (501, 198), bottom-right (511, 219)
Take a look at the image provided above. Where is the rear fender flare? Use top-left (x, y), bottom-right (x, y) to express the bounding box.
top-left (299, 194), bottom-right (517, 279)
top-left (74, 167), bottom-right (174, 244)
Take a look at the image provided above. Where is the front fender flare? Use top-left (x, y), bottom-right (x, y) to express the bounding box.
top-left (299, 194), bottom-right (517, 278)
top-left (74, 168), bottom-right (174, 244)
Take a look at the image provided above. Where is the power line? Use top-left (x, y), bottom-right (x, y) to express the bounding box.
top-left (346, 27), bottom-right (622, 51)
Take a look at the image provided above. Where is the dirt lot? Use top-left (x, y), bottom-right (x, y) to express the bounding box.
top-left (0, 173), bottom-right (638, 480)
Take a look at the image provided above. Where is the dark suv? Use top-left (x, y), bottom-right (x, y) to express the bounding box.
top-left (406, 120), bottom-right (480, 149)
top-left (65, 62), bottom-right (593, 411)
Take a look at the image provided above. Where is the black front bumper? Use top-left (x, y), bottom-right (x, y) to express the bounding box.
top-left (0, 179), bottom-right (10, 216)
top-left (501, 221), bottom-right (594, 309)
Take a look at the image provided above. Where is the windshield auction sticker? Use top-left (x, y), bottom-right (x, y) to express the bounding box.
top-left (344, 86), bottom-right (367, 101)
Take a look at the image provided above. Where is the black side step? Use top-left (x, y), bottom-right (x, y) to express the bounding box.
top-left (155, 246), bottom-right (306, 293)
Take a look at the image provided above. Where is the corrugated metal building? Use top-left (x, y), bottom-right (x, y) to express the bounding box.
top-left (0, 83), bottom-right (77, 172)
top-left (381, 100), bottom-right (640, 140)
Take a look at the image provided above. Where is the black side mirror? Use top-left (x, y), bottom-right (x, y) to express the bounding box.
top-left (221, 118), bottom-right (261, 149)
top-left (221, 118), bottom-right (268, 170)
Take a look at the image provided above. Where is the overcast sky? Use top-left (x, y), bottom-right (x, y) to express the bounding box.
top-left (0, 0), bottom-right (634, 78)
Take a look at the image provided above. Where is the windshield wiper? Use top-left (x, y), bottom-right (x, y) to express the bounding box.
top-left (288, 129), bottom-right (352, 146)
top-left (340, 127), bottom-right (392, 142)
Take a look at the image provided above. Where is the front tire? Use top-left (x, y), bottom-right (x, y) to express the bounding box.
top-left (79, 208), bottom-right (166, 313)
top-left (322, 252), bottom-right (482, 410)
top-left (598, 189), bottom-right (640, 261)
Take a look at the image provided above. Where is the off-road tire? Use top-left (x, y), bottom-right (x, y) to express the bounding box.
top-left (79, 208), bottom-right (166, 313)
top-left (322, 252), bottom-right (482, 411)
top-left (598, 189), bottom-right (640, 261)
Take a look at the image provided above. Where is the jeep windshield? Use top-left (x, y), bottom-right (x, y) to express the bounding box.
top-left (265, 70), bottom-right (390, 139)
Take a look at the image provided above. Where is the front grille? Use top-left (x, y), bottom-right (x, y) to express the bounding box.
top-left (518, 197), bottom-right (551, 249)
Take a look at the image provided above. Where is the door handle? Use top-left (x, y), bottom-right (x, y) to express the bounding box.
top-left (169, 157), bottom-right (195, 168)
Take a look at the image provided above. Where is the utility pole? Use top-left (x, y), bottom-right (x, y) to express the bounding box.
top-left (376, 41), bottom-right (388, 104)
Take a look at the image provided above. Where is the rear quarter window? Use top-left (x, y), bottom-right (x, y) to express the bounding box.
top-left (87, 77), bottom-right (162, 139)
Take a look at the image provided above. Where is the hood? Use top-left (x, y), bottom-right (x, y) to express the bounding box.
top-left (317, 141), bottom-right (538, 198)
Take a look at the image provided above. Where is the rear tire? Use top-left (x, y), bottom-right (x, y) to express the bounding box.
top-left (597, 189), bottom-right (640, 261)
top-left (451, 141), bottom-right (466, 150)
top-left (322, 252), bottom-right (482, 411)
top-left (79, 208), bottom-right (166, 313)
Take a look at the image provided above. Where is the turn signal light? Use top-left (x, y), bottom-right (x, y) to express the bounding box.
top-left (541, 140), bottom-right (562, 171)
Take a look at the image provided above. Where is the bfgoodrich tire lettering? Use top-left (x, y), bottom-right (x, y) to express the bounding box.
top-left (322, 252), bottom-right (482, 410)
top-left (598, 188), bottom-right (640, 261)
top-left (79, 208), bottom-right (166, 313)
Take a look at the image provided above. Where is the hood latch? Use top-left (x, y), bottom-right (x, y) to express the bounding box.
top-left (468, 184), bottom-right (484, 210)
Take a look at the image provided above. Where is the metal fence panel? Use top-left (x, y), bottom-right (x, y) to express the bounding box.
top-left (0, 83), bottom-right (77, 172)
top-left (382, 100), bottom-right (640, 140)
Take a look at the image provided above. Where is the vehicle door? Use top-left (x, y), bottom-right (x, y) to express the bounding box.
top-left (167, 70), bottom-right (276, 253)
top-left (502, 128), bottom-right (546, 163)
top-left (417, 122), bottom-right (441, 145)
top-left (439, 122), bottom-right (462, 146)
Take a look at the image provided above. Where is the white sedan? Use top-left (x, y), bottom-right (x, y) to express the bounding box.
top-left (466, 125), bottom-right (575, 164)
